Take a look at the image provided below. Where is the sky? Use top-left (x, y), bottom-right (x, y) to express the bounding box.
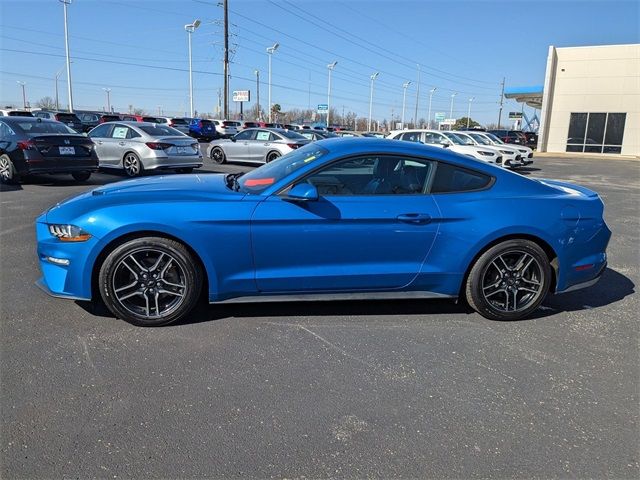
top-left (0, 0), bottom-right (638, 126)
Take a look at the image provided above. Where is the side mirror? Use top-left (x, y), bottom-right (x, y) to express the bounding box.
top-left (230, 136), bottom-right (237, 142)
top-left (283, 183), bottom-right (318, 202)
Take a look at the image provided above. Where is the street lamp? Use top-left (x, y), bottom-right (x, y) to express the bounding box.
top-left (184, 19), bottom-right (201, 118)
top-left (327, 61), bottom-right (337, 128)
top-left (59, 0), bottom-right (74, 112)
top-left (449, 92), bottom-right (457, 119)
top-left (17, 81), bottom-right (26, 109)
top-left (254, 69), bottom-right (260, 121)
top-left (368, 72), bottom-right (379, 132)
top-left (401, 81), bottom-right (411, 129)
top-left (266, 42), bottom-right (279, 122)
top-left (103, 88), bottom-right (111, 113)
top-left (466, 97), bottom-right (474, 128)
top-left (428, 87), bottom-right (437, 129)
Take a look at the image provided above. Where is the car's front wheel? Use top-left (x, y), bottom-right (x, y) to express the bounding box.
top-left (98, 237), bottom-right (203, 326)
top-left (210, 147), bottom-right (226, 164)
top-left (465, 239), bottom-right (551, 321)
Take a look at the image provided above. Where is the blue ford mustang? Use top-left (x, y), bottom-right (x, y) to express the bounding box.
top-left (36, 138), bottom-right (610, 326)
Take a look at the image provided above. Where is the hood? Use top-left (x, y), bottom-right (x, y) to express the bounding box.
top-left (45, 173), bottom-right (243, 223)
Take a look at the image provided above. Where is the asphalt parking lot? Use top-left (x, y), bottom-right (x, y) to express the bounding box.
top-left (1, 154), bottom-right (638, 478)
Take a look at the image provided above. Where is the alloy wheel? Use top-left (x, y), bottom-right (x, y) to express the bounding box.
top-left (111, 248), bottom-right (187, 319)
top-left (481, 250), bottom-right (544, 313)
top-left (124, 154), bottom-right (141, 176)
top-left (0, 156), bottom-right (13, 181)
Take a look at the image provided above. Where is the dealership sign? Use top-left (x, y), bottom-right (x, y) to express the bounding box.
top-left (434, 112), bottom-right (446, 122)
top-left (509, 111), bottom-right (523, 119)
top-left (233, 90), bottom-right (250, 102)
top-left (317, 104), bottom-right (328, 113)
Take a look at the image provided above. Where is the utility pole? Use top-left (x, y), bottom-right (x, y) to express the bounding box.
top-left (223, 0), bottom-right (229, 119)
top-left (327, 61), bottom-right (337, 128)
top-left (217, 88), bottom-right (221, 117)
top-left (413, 64), bottom-right (420, 127)
top-left (254, 70), bottom-right (260, 120)
top-left (497, 76), bottom-right (505, 128)
top-left (466, 97), bottom-right (474, 128)
top-left (60, 0), bottom-right (74, 112)
top-left (368, 72), bottom-right (379, 132)
top-left (17, 81), bottom-right (26, 109)
top-left (401, 81), bottom-right (411, 129)
top-left (103, 88), bottom-right (111, 113)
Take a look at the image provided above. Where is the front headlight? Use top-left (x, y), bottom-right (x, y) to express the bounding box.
top-left (477, 150), bottom-right (495, 156)
top-left (500, 149), bottom-right (512, 154)
top-left (48, 224), bottom-right (92, 242)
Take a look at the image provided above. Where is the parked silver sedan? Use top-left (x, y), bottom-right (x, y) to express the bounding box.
top-left (88, 121), bottom-right (203, 176)
top-left (207, 128), bottom-right (309, 164)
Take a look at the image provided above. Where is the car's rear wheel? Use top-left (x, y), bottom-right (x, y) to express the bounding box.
top-left (266, 151), bottom-right (281, 163)
top-left (465, 239), bottom-right (551, 321)
top-left (0, 155), bottom-right (18, 184)
top-left (99, 237), bottom-right (203, 327)
top-left (210, 146), bottom-right (226, 164)
top-left (123, 152), bottom-right (143, 177)
top-left (71, 171), bottom-right (92, 182)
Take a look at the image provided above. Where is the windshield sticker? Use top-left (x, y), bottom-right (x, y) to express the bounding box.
top-left (112, 127), bottom-right (128, 139)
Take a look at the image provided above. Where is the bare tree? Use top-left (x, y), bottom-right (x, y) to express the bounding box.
top-left (36, 96), bottom-right (56, 110)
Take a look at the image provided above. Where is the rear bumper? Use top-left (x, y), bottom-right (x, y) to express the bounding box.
top-left (21, 162), bottom-right (99, 175)
top-left (557, 262), bottom-right (607, 294)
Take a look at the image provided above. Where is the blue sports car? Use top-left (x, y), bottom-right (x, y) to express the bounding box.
top-left (36, 138), bottom-right (610, 326)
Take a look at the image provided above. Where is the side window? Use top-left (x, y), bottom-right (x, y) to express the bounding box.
top-left (234, 129), bottom-right (255, 141)
top-left (111, 125), bottom-right (129, 139)
top-left (430, 162), bottom-right (492, 194)
top-left (302, 156), bottom-right (432, 195)
top-left (127, 128), bottom-right (141, 139)
top-left (34, 112), bottom-right (47, 119)
top-left (424, 132), bottom-right (444, 145)
top-left (255, 130), bottom-right (271, 141)
top-left (88, 123), bottom-right (111, 138)
top-left (0, 121), bottom-right (16, 138)
top-left (401, 132), bottom-right (422, 143)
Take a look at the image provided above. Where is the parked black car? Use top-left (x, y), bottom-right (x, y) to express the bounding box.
top-left (77, 111), bottom-right (101, 132)
top-left (32, 110), bottom-right (84, 133)
top-left (0, 117), bottom-right (98, 184)
top-left (487, 129), bottom-right (528, 145)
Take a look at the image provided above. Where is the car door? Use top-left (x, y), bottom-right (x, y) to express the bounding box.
top-left (103, 124), bottom-right (131, 167)
top-left (225, 129), bottom-right (254, 162)
top-left (247, 129), bottom-right (274, 162)
top-left (250, 155), bottom-right (441, 292)
top-left (87, 123), bottom-right (115, 167)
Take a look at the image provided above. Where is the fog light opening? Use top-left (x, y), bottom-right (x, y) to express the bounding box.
top-left (46, 256), bottom-right (70, 266)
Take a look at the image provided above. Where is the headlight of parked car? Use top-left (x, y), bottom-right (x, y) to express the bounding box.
top-left (478, 150), bottom-right (495, 156)
top-left (48, 224), bottom-right (92, 242)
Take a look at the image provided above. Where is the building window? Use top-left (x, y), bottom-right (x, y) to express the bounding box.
top-left (566, 112), bottom-right (626, 154)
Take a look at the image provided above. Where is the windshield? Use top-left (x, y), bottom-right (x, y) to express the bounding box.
top-left (139, 125), bottom-right (186, 136)
top-left (484, 132), bottom-right (504, 144)
top-left (469, 133), bottom-right (492, 145)
top-left (15, 121), bottom-right (77, 135)
top-left (239, 144), bottom-right (329, 194)
top-left (441, 132), bottom-right (465, 145)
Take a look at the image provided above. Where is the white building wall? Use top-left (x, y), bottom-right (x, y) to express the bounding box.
top-left (541, 44), bottom-right (640, 156)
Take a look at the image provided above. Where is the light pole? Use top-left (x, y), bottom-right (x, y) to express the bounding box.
top-left (102, 88), bottom-right (111, 113)
top-left (368, 72), bottom-right (379, 132)
top-left (401, 81), bottom-right (411, 129)
top-left (17, 81), bottom-right (26, 109)
top-left (327, 61), bottom-right (337, 128)
top-left (266, 42), bottom-right (279, 122)
top-left (428, 87), bottom-right (436, 129)
top-left (413, 63), bottom-right (420, 127)
top-left (466, 97), bottom-right (474, 128)
top-left (449, 92), bottom-right (457, 119)
top-left (55, 67), bottom-right (65, 111)
top-left (254, 69), bottom-right (260, 120)
top-left (59, 0), bottom-right (74, 112)
top-left (184, 19), bottom-right (201, 118)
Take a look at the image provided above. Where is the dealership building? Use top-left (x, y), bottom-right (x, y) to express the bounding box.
top-left (507, 43), bottom-right (639, 157)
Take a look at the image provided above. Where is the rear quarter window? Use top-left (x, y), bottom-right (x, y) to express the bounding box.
top-left (430, 162), bottom-right (492, 193)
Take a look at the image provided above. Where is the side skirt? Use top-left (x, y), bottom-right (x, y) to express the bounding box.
top-left (211, 290), bottom-right (456, 304)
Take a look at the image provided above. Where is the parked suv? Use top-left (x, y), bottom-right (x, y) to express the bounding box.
top-left (211, 120), bottom-right (238, 138)
top-left (76, 112), bottom-right (100, 132)
top-left (166, 118), bottom-right (191, 135)
top-left (32, 111), bottom-right (83, 133)
top-left (488, 129), bottom-right (527, 145)
top-left (188, 119), bottom-right (218, 141)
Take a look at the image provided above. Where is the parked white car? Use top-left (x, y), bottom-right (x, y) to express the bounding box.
top-left (450, 131), bottom-right (523, 168)
top-left (211, 120), bottom-right (239, 138)
top-left (387, 129), bottom-right (503, 166)
top-left (479, 132), bottom-right (534, 164)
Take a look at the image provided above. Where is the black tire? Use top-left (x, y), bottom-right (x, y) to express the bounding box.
top-left (123, 152), bottom-right (144, 177)
top-left (0, 154), bottom-right (18, 184)
top-left (98, 236), bottom-right (203, 327)
top-left (71, 171), bottom-right (92, 182)
top-left (266, 151), bottom-right (281, 163)
top-left (176, 167), bottom-right (194, 174)
top-left (210, 147), bottom-right (226, 164)
top-left (465, 239), bottom-right (551, 321)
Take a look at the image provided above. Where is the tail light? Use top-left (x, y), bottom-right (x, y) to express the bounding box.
top-left (54, 114), bottom-right (61, 121)
top-left (286, 143), bottom-right (301, 149)
top-left (17, 139), bottom-right (36, 150)
top-left (145, 142), bottom-right (172, 150)
top-left (198, 121), bottom-right (203, 128)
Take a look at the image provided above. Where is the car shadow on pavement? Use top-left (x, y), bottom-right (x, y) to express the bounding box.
top-left (0, 182), bottom-right (23, 192)
top-left (75, 267), bottom-right (634, 326)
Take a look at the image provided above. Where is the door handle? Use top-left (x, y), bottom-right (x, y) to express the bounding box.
top-left (397, 213), bottom-right (432, 224)
top-left (263, 143), bottom-right (270, 146)
top-left (118, 141), bottom-right (126, 146)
